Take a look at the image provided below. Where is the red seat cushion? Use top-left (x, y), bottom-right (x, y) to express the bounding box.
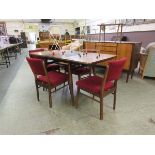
top-left (76, 76), bottom-right (114, 94)
top-left (72, 67), bottom-right (90, 75)
top-left (37, 71), bottom-right (68, 87)
top-left (47, 63), bottom-right (60, 70)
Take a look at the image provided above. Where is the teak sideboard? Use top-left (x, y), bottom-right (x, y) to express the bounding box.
top-left (83, 41), bottom-right (142, 82)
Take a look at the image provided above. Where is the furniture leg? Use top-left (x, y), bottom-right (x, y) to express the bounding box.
top-left (113, 89), bottom-right (116, 110)
top-left (100, 96), bottom-right (103, 120)
top-left (48, 87), bottom-right (52, 108)
top-left (126, 70), bottom-right (130, 83)
top-left (75, 87), bottom-right (80, 108)
top-left (131, 69), bottom-right (134, 79)
top-left (68, 63), bottom-right (74, 105)
top-left (78, 75), bottom-right (81, 80)
top-left (92, 65), bottom-right (96, 75)
top-left (35, 80), bottom-right (40, 101)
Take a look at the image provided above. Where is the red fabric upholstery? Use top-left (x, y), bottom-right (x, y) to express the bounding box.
top-left (29, 49), bottom-right (45, 58)
top-left (76, 58), bottom-right (126, 95)
top-left (29, 49), bottom-right (44, 53)
top-left (26, 57), bottom-right (46, 76)
top-left (29, 49), bottom-right (60, 71)
top-left (38, 71), bottom-right (68, 87)
top-left (106, 58), bottom-right (127, 82)
top-left (65, 65), bottom-right (90, 75)
top-left (76, 76), bottom-right (114, 94)
top-left (47, 63), bottom-right (60, 70)
top-left (72, 67), bottom-right (90, 75)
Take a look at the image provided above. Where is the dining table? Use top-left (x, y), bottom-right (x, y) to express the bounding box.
top-left (0, 43), bottom-right (22, 67)
top-left (30, 50), bottom-right (116, 104)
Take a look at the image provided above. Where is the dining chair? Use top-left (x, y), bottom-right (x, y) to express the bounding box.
top-left (26, 57), bottom-right (74, 108)
top-left (71, 65), bottom-right (91, 80)
top-left (76, 58), bottom-right (127, 120)
top-left (29, 49), bottom-right (60, 72)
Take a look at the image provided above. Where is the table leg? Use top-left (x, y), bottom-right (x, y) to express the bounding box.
top-left (68, 63), bottom-right (74, 105)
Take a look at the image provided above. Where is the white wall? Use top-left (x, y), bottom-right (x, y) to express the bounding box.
top-left (39, 23), bottom-right (75, 35)
top-left (76, 19), bottom-right (155, 34)
top-left (6, 21), bottom-right (24, 36)
top-left (5, 21), bottom-right (75, 38)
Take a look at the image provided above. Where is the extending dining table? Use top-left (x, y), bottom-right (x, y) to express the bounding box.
top-left (30, 50), bottom-right (116, 104)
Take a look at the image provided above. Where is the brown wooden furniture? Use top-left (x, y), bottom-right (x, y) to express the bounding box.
top-left (76, 58), bottom-right (126, 120)
top-left (83, 41), bottom-right (142, 82)
top-left (26, 57), bottom-right (74, 108)
top-left (38, 40), bottom-right (66, 48)
top-left (30, 50), bottom-right (116, 103)
top-left (0, 43), bottom-right (22, 67)
top-left (39, 32), bottom-right (50, 41)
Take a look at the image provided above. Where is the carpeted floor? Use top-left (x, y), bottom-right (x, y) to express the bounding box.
top-left (0, 45), bottom-right (155, 135)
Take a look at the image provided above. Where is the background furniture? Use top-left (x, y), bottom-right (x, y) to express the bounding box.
top-left (62, 40), bottom-right (83, 51)
top-left (138, 47), bottom-right (147, 78)
top-left (142, 42), bottom-right (155, 78)
top-left (20, 32), bottom-right (27, 48)
top-left (0, 43), bottom-right (22, 68)
top-left (83, 41), bottom-right (141, 82)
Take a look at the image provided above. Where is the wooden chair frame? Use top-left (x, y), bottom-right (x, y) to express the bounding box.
top-left (33, 60), bottom-right (74, 108)
top-left (76, 65), bottom-right (117, 120)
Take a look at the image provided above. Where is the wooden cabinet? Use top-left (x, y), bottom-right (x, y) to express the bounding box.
top-left (83, 41), bottom-right (142, 82)
top-left (116, 43), bottom-right (132, 70)
top-left (39, 32), bottom-right (50, 41)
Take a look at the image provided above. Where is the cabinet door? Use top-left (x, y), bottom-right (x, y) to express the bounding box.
top-left (84, 42), bottom-right (96, 51)
top-left (96, 42), bottom-right (117, 54)
top-left (117, 43), bottom-right (132, 70)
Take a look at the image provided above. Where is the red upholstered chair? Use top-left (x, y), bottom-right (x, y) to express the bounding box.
top-left (64, 64), bottom-right (91, 80)
top-left (29, 49), bottom-right (60, 72)
top-left (76, 58), bottom-right (127, 120)
top-left (72, 65), bottom-right (91, 80)
top-left (26, 57), bottom-right (74, 108)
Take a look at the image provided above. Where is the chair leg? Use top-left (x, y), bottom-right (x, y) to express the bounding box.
top-left (131, 69), bottom-right (134, 79)
top-left (78, 75), bottom-right (81, 80)
top-left (48, 87), bottom-right (52, 108)
top-left (92, 66), bottom-right (96, 75)
top-left (68, 82), bottom-right (74, 106)
top-left (75, 87), bottom-right (80, 108)
top-left (113, 89), bottom-right (116, 110)
top-left (100, 97), bottom-right (103, 120)
top-left (35, 81), bottom-right (39, 101)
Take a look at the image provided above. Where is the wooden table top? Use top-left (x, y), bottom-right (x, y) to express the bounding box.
top-left (30, 50), bottom-right (116, 65)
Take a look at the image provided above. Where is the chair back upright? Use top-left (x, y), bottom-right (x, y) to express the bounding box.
top-left (106, 58), bottom-right (127, 82)
top-left (26, 57), bottom-right (47, 77)
top-left (101, 58), bottom-right (126, 93)
top-left (29, 49), bottom-right (45, 58)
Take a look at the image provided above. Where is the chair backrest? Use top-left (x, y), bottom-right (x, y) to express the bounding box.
top-left (106, 58), bottom-right (127, 82)
top-left (29, 49), bottom-right (45, 58)
top-left (26, 57), bottom-right (46, 76)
